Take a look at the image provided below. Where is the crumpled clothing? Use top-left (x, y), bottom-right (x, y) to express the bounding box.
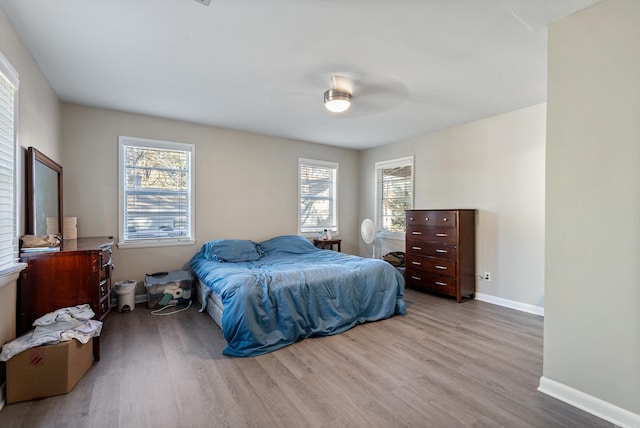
top-left (29, 304), bottom-right (95, 342)
top-left (60, 319), bottom-right (102, 342)
top-left (0, 304), bottom-right (102, 362)
top-left (20, 234), bottom-right (60, 248)
top-left (33, 303), bottom-right (95, 326)
top-left (28, 318), bottom-right (103, 348)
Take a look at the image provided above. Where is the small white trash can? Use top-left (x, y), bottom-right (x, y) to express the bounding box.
top-left (114, 280), bottom-right (137, 312)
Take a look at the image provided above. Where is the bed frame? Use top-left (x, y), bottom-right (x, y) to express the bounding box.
top-left (195, 278), bottom-right (223, 329)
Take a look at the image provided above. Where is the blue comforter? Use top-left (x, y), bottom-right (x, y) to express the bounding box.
top-left (190, 235), bottom-right (405, 357)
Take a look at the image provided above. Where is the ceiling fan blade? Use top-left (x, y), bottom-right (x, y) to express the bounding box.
top-left (269, 70), bottom-right (409, 116)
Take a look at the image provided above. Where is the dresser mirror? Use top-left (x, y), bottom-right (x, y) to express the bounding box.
top-left (26, 147), bottom-right (63, 236)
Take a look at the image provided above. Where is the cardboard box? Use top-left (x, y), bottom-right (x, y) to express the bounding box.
top-left (62, 217), bottom-right (78, 240)
top-left (45, 216), bottom-right (77, 239)
top-left (6, 338), bottom-right (93, 404)
top-left (144, 269), bottom-right (193, 308)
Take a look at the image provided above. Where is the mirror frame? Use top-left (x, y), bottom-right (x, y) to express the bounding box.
top-left (26, 147), bottom-right (63, 236)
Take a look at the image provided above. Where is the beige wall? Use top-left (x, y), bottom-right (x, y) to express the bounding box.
top-left (0, 277), bottom-right (17, 354)
top-left (61, 104), bottom-right (359, 294)
top-left (543, 0), bottom-right (640, 421)
top-left (359, 104), bottom-right (546, 310)
top-left (0, 8), bottom-right (62, 230)
top-left (0, 7), bottom-right (62, 398)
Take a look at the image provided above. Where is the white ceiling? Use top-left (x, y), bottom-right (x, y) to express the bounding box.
top-left (0, 0), bottom-right (601, 150)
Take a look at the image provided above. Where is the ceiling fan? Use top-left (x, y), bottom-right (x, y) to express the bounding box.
top-left (270, 71), bottom-right (410, 117)
top-left (324, 72), bottom-right (409, 116)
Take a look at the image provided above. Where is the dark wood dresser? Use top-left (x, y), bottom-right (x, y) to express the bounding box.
top-left (405, 210), bottom-right (476, 302)
top-left (17, 237), bottom-right (114, 359)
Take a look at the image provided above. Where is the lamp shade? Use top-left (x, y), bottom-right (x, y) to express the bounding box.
top-left (324, 89), bottom-right (351, 113)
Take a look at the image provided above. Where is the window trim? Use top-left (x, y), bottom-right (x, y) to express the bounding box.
top-left (117, 136), bottom-right (196, 249)
top-left (298, 157), bottom-right (339, 237)
top-left (374, 155), bottom-right (414, 239)
top-left (0, 51), bottom-right (26, 280)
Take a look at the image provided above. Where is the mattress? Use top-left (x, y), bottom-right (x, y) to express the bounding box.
top-left (195, 278), bottom-right (223, 329)
top-left (190, 235), bottom-right (405, 356)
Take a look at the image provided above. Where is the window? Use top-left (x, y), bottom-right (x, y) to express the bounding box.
top-left (118, 136), bottom-right (195, 248)
top-left (0, 52), bottom-right (20, 274)
top-left (375, 156), bottom-right (414, 235)
top-left (299, 158), bottom-right (338, 235)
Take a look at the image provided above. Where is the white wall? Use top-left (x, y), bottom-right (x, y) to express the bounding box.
top-left (542, 0), bottom-right (640, 423)
top-left (359, 104), bottom-right (546, 310)
top-left (61, 104), bottom-right (360, 294)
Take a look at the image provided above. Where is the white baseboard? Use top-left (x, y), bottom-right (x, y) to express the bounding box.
top-left (475, 292), bottom-right (544, 316)
top-left (538, 376), bottom-right (640, 428)
top-left (110, 294), bottom-right (150, 308)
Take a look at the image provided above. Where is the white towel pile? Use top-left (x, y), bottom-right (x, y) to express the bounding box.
top-left (0, 304), bottom-right (102, 362)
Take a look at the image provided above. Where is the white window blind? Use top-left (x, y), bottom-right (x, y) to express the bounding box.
top-left (118, 136), bottom-right (195, 248)
top-left (299, 158), bottom-right (338, 234)
top-left (0, 53), bottom-right (19, 273)
top-left (376, 156), bottom-right (414, 234)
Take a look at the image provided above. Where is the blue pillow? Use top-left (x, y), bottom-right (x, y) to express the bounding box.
top-left (200, 239), bottom-right (262, 262)
top-left (258, 235), bottom-right (317, 254)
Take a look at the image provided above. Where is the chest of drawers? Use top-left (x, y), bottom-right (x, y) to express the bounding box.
top-left (17, 237), bottom-right (114, 359)
top-left (405, 210), bottom-right (476, 302)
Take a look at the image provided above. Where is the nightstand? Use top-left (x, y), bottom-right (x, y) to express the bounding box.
top-left (313, 239), bottom-right (341, 252)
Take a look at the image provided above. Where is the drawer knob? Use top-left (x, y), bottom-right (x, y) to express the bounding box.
top-left (425, 217), bottom-right (429, 221)
top-left (409, 217), bottom-right (414, 221)
top-left (411, 231), bottom-right (422, 235)
top-left (443, 218), bottom-right (448, 221)
top-left (435, 233), bottom-right (447, 237)
top-left (411, 276), bottom-right (421, 281)
top-left (412, 246), bottom-right (422, 250)
top-left (435, 265), bottom-right (447, 270)
top-left (436, 249), bottom-right (448, 253)
top-left (435, 281), bottom-right (447, 286)
top-left (411, 261), bottom-right (421, 266)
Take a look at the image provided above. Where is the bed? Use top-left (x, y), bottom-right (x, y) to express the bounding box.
top-left (189, 235), bottom-right (405, 357)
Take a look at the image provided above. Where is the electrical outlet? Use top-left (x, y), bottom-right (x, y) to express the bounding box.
top-left (483, 272), bottom-right (491, 281)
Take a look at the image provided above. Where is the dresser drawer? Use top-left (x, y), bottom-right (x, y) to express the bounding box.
top-left (100, 249), bottom-right (112, 281)
top-left (406, 255), bottom-right (456, 276)
top-left (99, 279), bottom-right (110, 299)
top-left (405, 269), bottom-right (457, 296)
top-left (98, 296), bottom-right (110, 319)
top-left (406, 241), bottom-right (457, 260)
top-left (407, 211), bottom-right (457, 228)
top-left (406, 226), bottom-right (457, 243)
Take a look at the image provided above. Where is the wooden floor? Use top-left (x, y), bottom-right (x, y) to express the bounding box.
top-left (0, 288), bottom-right (611, 428)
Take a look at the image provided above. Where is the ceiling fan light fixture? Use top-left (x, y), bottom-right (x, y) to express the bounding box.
top-left (324, 89), bottom-right (351, 113)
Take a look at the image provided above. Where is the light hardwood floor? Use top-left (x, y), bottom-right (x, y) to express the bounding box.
top-left (0, 288), bottom-right (611, 428)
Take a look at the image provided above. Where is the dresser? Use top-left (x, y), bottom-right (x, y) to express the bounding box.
top-left (405, 210), bottom-right (476, 302)
top-left (17, 237), bottom-right (114, 359)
